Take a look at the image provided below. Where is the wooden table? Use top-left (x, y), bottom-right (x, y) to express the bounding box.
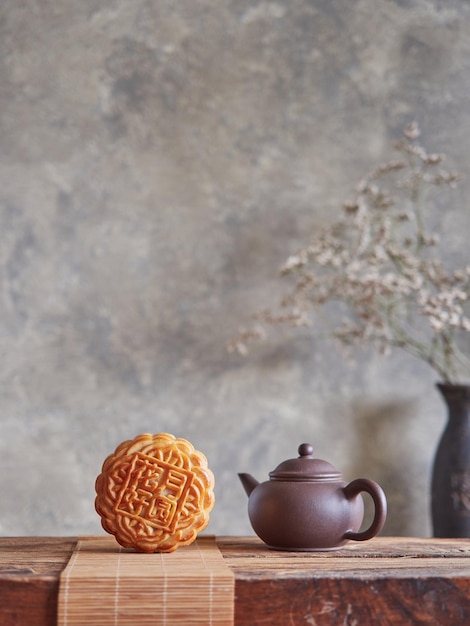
top-left (1, 536), bottom-right (470, 625)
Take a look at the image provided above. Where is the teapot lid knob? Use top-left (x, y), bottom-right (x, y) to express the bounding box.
top-left (298, 443), bottom-right (314, 458)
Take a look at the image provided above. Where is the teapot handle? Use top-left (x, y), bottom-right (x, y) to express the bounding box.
top-left (342, 478), bottom-right (387, 541)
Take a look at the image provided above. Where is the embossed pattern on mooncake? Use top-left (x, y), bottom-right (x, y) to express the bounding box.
top-left (95, 433), bottom-right (215, 552)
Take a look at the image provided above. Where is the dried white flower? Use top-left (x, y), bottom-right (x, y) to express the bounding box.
top-left (404, 121), bottom-right (421, 140)
top-left (229, 124), bottom-right (469, 383)
top-left (461, 318), bottom-right (470, 331)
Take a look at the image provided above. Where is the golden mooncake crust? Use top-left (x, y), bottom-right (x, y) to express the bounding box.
top-left (95, 433), bottom-right (215, 552)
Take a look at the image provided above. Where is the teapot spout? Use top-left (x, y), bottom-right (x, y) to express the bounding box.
top-left (238, 473), bottom-right (259, 496)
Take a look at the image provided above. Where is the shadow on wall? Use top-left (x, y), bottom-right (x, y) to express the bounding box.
top-left (347, 398), bottom-right (420, 536)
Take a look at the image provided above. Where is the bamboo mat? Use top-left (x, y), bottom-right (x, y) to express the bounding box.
top-left (57, 535), bottom-right (234, 626)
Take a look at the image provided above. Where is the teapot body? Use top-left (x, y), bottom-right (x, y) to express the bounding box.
top-left (240, 444), bottom-right (387, 551)
top-left (247, 479), bottom-right (364, 551)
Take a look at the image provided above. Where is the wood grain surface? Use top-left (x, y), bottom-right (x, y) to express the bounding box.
top-left (0, 537), bottom-right (76, 626)
top-left (1, 536), bottom-right (470, 625)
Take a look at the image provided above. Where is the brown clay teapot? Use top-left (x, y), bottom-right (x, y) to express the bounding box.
top-left (239, 443), bottom-right (387, 551)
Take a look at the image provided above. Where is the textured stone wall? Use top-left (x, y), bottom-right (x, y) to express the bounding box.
top-left (1, 0), bottom-right (470, 538)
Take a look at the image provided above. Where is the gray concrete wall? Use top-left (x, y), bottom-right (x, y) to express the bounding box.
top-left (1, 0), bottom-right (470, 538)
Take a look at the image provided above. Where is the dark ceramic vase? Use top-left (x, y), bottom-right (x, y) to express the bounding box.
top-left (431, 383), bottom-right (470, 537)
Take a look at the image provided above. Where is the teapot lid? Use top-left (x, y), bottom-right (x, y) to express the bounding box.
top-left (269, 443), bottom-right (342, 482)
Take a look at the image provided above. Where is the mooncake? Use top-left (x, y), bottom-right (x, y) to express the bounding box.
top-left (95, 433), bottom-right (215, 552)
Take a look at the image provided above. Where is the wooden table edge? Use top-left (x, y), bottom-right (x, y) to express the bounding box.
top-left (2, 536), bottom-right (470, 625)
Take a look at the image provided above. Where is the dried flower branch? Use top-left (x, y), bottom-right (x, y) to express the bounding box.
top-left (229, 123), bottom-right (469, 383)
